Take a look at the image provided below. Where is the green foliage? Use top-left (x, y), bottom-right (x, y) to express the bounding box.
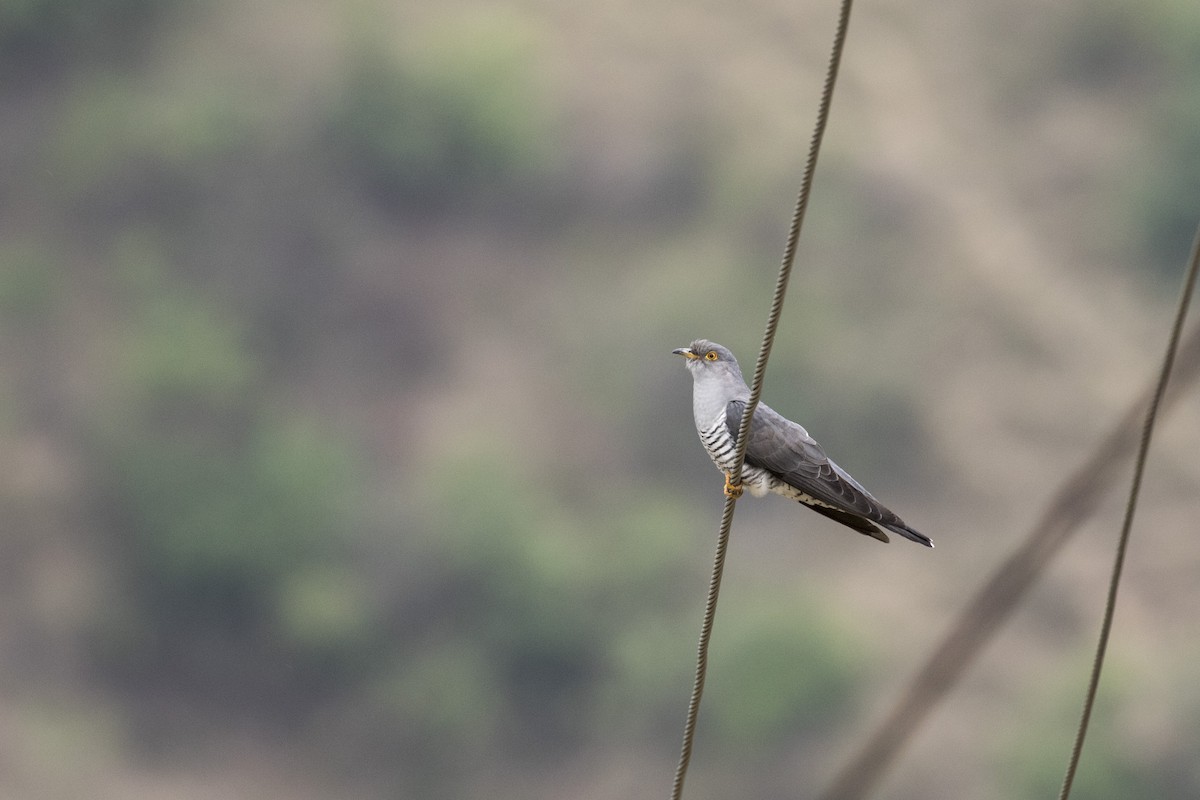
top-left (328, 17), bottom-right (561, 210)
top-left (86, 248), bottom-right (372, 707)
top-left (0, 0), bottom-right (180, 70)
top-left (373, 637), bottom-right (503, 751)
top-left (105, 412), bottom-right (357, 585)
top-left (1137, 90), bottom-right (1200, 275)
top-left (374, 444), bottom-right (702, 772)
top-left (704, 593), bottom-right (868, 745)
top-left (1121, 3), bottom-right (1200, 276)
top-left (1054, 0), bottom-right (1200, 278)
top-left (274, 565), bottom-right (375, 655)
top-left (51, 70), bottom-right (263, 205)
top-left (996, 661), bottom-right (1171, 799)
top-left (0, 239), bottom-right (63, 320)
top-left (109, 252), bottom-right (255, 414)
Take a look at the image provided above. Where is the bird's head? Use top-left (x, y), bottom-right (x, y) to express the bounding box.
top-left (672, 339), bottom-right (745, 382)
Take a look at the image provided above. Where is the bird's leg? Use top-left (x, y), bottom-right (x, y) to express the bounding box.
top-left (723, 472), bottom-right (744, 499)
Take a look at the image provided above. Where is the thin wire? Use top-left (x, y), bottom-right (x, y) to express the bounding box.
top-left (817, 330), bottom-right (1200, 800)
top-left (670, 2), bottom-right (855, 798)
top-left (735, 0), bottom-right (855, 462)
top-left (1059, 222), bottom-right (1200, 799)
top-left (819, 303), bottom-right (1200, 800)
top-left (669, 495), bottom-right (736, 800)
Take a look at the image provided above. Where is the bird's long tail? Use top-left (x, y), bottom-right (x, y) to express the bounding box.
top-left (805, 503), bottom-right (891, 544)
top-left (883, 521), bottom-right (934, 548)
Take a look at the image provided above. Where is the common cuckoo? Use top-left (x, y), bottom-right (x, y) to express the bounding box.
top-left (674, 339), bottom-right (932, 547)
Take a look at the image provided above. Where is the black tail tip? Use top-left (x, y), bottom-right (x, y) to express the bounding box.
top-left (909, 532), bottom-right (934, 548)
top-left (893, 526), bottom-right (934, 548)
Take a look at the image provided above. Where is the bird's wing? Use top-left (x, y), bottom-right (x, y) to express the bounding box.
top-left (726, 399), bottom-right (895, 523)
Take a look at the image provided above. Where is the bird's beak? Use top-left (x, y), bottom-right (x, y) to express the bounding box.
top-left (672, 347), bottom-right (698, 360)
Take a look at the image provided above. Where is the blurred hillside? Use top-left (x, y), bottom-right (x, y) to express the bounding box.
top-left (2, 0), bottom-right (1199, 798)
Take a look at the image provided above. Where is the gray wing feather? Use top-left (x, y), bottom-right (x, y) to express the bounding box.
top-left (727, 400), bottom-right (932, 547)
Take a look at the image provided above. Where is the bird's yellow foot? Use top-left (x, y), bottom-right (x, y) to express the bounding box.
top-left (723, 473), bottom-right (744, 498)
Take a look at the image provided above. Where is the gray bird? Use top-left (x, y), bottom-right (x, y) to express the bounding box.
top-left (674, 339), bottom-right (932, 547)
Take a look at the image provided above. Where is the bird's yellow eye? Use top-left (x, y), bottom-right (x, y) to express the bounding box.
top-left (704, 350), bottom-right (719, 361)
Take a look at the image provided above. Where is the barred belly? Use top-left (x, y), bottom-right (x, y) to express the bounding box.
top-left (697, 417), bottom-right (775, 497)
top-left (698, 415), bottom-right (838, 508)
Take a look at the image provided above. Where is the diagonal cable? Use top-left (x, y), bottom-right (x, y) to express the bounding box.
top-left (735, 0), bottom-right (855, 461)
top-left (670, 1), bottom-right (855, 798)
top-left (820, 240), bottom-right (1200, 800)
top-left (1059, 222), bottom-right (1200, 799)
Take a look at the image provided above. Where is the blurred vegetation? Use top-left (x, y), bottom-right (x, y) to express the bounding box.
top-left (82, 240), bottom-right (374, 716)
top-left (0, 0), bottom-right (175, 73)
top-left (995, 659), bottom-right (1188, 800)
top-left (2, 0), bottom-right (1199, 798)
top-left (328, 19), bottom-right (563, 214)
top-left (704, 593), bottom-right (868, 745)
top-left (1055, 0), bottom-right (1200, 276)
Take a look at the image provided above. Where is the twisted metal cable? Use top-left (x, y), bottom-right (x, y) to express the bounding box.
top-left (735, 0), bottom-right (855, 461)
top-left (671, 1), bottom-right (855, 798)
top-left (818, 330), bottom-right (1200, 800)
top-left (819, 233), bottom-right (1200, 800)
top-left (669, 494), bottom-right (737, 800)
top-left (1059, 222), bottom-right (1200, 799)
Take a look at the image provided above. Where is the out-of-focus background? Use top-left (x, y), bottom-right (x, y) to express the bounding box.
top-left (2, 0), bottom-right (1198, 797)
